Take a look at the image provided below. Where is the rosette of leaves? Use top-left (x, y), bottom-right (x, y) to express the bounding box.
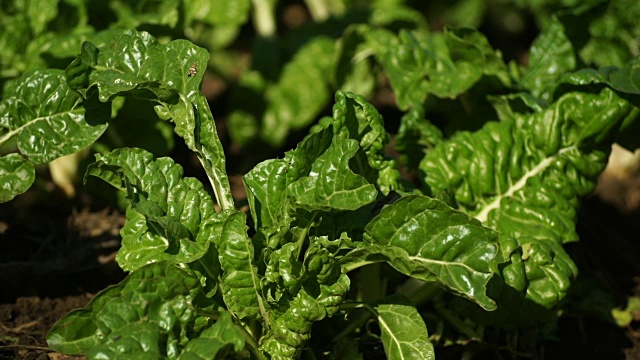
top-left (43, 29), bottom-right (513, 358)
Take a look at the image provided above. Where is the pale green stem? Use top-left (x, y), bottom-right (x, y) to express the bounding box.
top-left (252, 0), bottom-right (277, 37)
top-left (295, 212), bottom-right (317, 259)
top-left (304, 0), bottom-right (330, 22)
top-left (342, 258), bottom-right (385, 273)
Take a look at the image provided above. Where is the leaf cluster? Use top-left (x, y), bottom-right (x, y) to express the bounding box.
top-left (1, 1), bottom-right (640, 359)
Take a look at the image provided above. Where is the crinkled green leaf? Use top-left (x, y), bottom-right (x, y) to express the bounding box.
top-left (421, 86), bottom-right (639, 308)
top-left (86, 147), bottom-right (224, 272)
top-left (263, 243), bottom-right (304, 301)
top-left (0, 69), bottom-right (109, 164)
top-left (66, 29), bottom-right (234, 210)
top-left (244, 91), bottom-right (398, 230)
top-left (521, 17), bottom-right (575, 99)
top-left (0, 154), bottom-right (35, 202)
top-left (332, 91), bottom-right (400, 194)
top-left (47, 262), bottom-right (217, 357)
top-left (261, 37), bottom-right (336, 146)
top-left (364, 26), bottom-right (511, 110)
top-left (374, 295), bottom-right (435, 360)
top-left (289, 137), bottom-right (377, 211)
top-left (242, 92), bottom-right (395, 358)
top-left (65, 30), bottom-right (204, 105)
top-left (261, 247), bottom-right (350, 359)
top-left (176, 311), bottom-right (245, 360)
top-left (355, 195), bottom-right (501, 311)
top-left (110, 0), bottom-right (180, 29)
top-left (217, 211), bottom-right (268, 321)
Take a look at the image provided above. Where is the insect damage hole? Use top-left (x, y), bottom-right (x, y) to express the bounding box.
top-left (188, 62), bottom-right (197, 77)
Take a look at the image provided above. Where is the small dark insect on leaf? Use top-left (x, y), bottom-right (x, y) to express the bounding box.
top-left (188, 62), bottom-right (197, 77)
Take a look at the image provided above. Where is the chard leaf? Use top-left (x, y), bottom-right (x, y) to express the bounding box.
top-left (521, 17), bottom-right (576, 99)
top-left (332, 91), bottom-right (399, 195)
top-left (86, 147), bottom-right (224, 272)
top-left (47, 262), bottom-right (218, 357)
top-left (420, 86), bottom-right (639, 308)
top-left (176, 311), bottom-right (245, 360)
top-left (244, 91), bottom-right (398, 229)
top-left (288, 137), bottom-right (377, 211)
top-left (573, 0), bottom-right (640, 68)
top-left (217, 211), bottom-right (268, 321)
top-left (66, 29), bottom-right (233, 210)
top-left (261, 37), bottom-right (336, 146)
top-left (364, 26), bottom-right (511, 110)
top-left (374, 295), bottom-right (435, 360)
top-left (261, 250), bottom-right (350, 359)
top-left (0, 154), bottom-right (35, 202)
top-left (354, 195), bottom-right (501, 311)
top-left (0, 69), bottom-right (109, 164)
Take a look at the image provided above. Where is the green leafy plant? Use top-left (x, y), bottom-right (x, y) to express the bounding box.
top-left (10, 25), bottom-right (631, 359)
top-left (2, 1), bottom-right (640, 358)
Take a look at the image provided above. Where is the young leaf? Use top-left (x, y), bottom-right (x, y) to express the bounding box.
top-left (260, 250), bottom-right (350, 359)
top-left (86, 147), bottom-right (225, 272)
top-left (374, 295), bottom-right (435, 360)
top-left (288, 137), bottom-right (377, 211)
top-left (47, 262), bottom-right (218, 356)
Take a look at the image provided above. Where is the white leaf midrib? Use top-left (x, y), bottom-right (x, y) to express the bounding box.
top-left (474, 146), bottom-right (575, 223)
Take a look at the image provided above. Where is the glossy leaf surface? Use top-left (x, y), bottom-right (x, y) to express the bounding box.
top-left (66, 29), bottom-right (234, 210)
top-left (86, 148), bottom-right (224, 272)
top-left (375, 295), bottom-right (435, 360)
top-left (360, 195), bottom-right (502, 310)
top-left (363, 26), bottom-right (511, 110)
top-left (421, 86), bottom-right (639, 307)
top-left (0, 154), bottom-right (35, 202)
top-left (0, 69), bottom-right (109, 164)
top-left (47, 262), bottom-right (218, 357)
top-left (217, 211), bottom-right (267, 321)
